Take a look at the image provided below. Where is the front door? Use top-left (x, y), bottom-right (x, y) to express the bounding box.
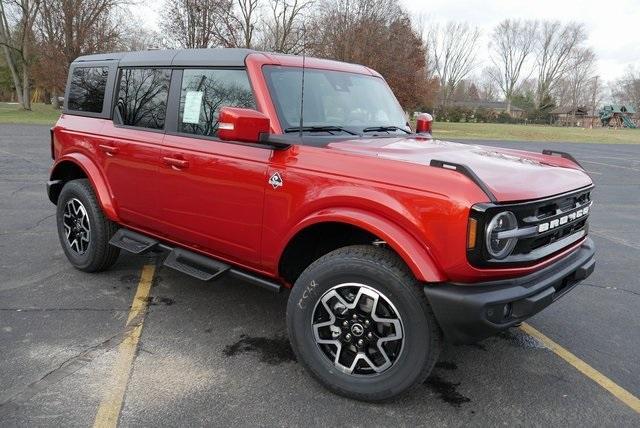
top-left (157, 68), bottom-right (269, 269)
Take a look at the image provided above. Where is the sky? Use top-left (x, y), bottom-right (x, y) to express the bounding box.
top-left (132, 0), bottom-right (640, 81)
top-left (400, 0), bottom-right (640, 81)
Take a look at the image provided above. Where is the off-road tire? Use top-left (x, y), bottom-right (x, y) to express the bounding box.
top-left (56, 179), bottom-right (120, 272)
top-left (286, 245), bottom-right (442, 401)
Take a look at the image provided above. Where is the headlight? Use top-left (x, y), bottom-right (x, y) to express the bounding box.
top-left (485, 211), bottom-right (518, 259)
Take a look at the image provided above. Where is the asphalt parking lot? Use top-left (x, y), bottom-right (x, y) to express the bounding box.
top-left (1, 124), bottom-right (639, 426)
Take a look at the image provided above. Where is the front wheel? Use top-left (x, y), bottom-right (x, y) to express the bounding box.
top-left (286, 245), bottom-right (442, 401)
top-left (56, 179), bottom-right (120, 272)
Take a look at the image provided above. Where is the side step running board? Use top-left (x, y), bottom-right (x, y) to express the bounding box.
top-left (110, 228), bottom-right (281, 293)
top-left (109, 229), bottom-right (158, 254)
top-left (163, 248), bottom-right (229, 281)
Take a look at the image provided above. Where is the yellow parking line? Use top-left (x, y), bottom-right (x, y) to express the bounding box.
top-left (520, 323), bottom-right (640, 414)
top-left (93, 264), bottom-right (156, 428)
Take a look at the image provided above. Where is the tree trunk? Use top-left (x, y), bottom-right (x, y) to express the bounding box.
top-left (1, 45), bottom-right (25, 106)
top-left (506, 98), bottom-right (512, 114)
top-left (21, 31), bottom-right (31, 110)
top-left (22, 65), bottom-right (31, 110)
top-left (51, 88), bottom-right (60, 109)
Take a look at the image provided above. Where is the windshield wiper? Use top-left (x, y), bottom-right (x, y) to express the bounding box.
top-left (362, 126), bottom-right (411, 134)
top-left (284, 126), bottom-right (358, 135)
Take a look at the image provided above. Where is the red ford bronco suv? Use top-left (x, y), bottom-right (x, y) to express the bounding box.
top-left (49, 48), bottom-right (595, 401)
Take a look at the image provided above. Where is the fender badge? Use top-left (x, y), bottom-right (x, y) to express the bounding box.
top-left (268, 172), bottom-right (283, 189)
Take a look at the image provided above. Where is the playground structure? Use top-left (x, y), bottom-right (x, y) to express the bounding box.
top-left (599, 104), bottom-right (637, 128)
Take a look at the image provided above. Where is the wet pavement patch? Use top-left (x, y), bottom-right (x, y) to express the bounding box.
top-left (140, 296), bottom-right (175, 306)
top-left (223, 334), bottom-right (297, 365)
top-left (496, 329), bottom-right (545, 349)
top-left (459, 342), bottom-right (487, 351)
top-left (120, 274), bottom-right (140, 284)
top-left (424, 375), bottom-right (471, 407)
top-left (435, 361), bottom-right (458, 371)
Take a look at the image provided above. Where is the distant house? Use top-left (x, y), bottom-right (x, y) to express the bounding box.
top-left (450, 100), bottom-right (526, 119)
top-left (550, 106), bottom-right (590, 127)
top-left (599, 104), bottom-right (637, 128)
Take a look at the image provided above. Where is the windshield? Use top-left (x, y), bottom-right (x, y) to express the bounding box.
top-left (263, 65), bottom-right (408, 134)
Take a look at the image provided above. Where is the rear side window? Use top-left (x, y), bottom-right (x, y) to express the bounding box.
top-left (178, 69), bottom-right (255, 136)
top-left (116, 68), bottom-right (171, 130)
top-left (67, 67), bottom-right (108, 113)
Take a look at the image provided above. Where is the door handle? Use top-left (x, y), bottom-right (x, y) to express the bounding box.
top-left (163, 156), bottom-right (189, 169)
top-left (99, 144), bottom-right (118, 156)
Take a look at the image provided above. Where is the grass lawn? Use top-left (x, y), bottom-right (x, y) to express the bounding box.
top-left (1, 102), bottom-right (639, 144)
top-left (432, 121), bottom-right (640, 144)
top-left (0, 102), bottom-right (61, 125)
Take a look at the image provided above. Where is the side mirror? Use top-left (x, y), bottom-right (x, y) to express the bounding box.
top-left (416, 113), bottom-right (433, 134)
top-left (218, 107), bottom-right (270, 143)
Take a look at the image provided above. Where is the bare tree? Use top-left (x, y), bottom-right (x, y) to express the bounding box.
top-left (115, 24), bottom-right (163, 51)
top-left (535, 21), bottom-right (587, 108)
top-left (35, 0), bottom-right (124, 107)
top-left (260, 0), bottom-right (309, 53)
top-left (566, 47), bottom-right (596, 110)
top-left (430, 21), bottom-right (480, 108)
top-left (161, 0), bottom-right (221, 48)
top-left (0, 0), bottom-right (40, 109)
top-left (308, 0), bottom-right (430, 109)
top-left (207, 0), bottom-right (260, 48)
top-left (161, 0), bottom-right (259, 49)
top-left (476, 68), bottom-right (499, 101)
top-left (587, 75), bottom-right (603, 128)
top-left (614, 66), bottom-right (640, 110)
top-left (236, 0), bottom-right (258, 48)
top-left (207, 0), bottom-right (241, 48)
top-left (487, 19), bottom-right (537, 113)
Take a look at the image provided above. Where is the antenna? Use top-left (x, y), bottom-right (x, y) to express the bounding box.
top-left (299, 24), bottom-right (306, 139)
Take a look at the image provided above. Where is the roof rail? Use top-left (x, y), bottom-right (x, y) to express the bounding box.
top-left (429, 159), bottom-right (497, 203)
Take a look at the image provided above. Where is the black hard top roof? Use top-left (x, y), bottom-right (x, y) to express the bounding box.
top-left (73, 48), bottom-right (257, 67)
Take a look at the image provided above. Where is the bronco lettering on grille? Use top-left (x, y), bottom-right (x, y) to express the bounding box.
top-left (537, 206), bottom-right (589, 233)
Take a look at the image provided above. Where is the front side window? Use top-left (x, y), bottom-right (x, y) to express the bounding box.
top-left (263, 66), bottom-right (407, 133)
top-left (116, 68), bottom-right (171, 129)
top-left (67, 66), bottom-right (108, 113)
top-left (178, 69), bottom-right (255, 136)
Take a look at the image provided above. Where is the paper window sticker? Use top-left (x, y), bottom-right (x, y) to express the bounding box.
top-left (183, 91), bottom-right (204, 124)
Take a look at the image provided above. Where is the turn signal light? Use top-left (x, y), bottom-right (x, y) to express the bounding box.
top-left (467, 218), bottom-right (477, 249)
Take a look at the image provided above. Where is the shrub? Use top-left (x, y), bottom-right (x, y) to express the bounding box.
top-left (496, 111), bottom-right (512, 123)
top-left (474, 107), bottom-right (490, 123)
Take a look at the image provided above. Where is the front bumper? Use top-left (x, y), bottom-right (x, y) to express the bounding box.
top-left (423, 238), bottom-right (595, 344)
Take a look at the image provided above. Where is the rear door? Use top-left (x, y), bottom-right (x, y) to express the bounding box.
top-left (158, 68), bottom-right (270, 268)
top-left (99, 67), bottom-right (171, 232)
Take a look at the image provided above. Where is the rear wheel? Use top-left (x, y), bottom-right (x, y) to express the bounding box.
top-left (56, 179), bottom-right (119, 272)
top-left (286, 245), bottom-right (442, 401)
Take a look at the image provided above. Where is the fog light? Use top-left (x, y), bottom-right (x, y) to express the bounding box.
top-left (503, 303), bottom-right (512, 318)
top-left (487, 303), bottom-right (512, 323)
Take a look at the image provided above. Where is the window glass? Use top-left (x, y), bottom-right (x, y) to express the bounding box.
top-left (178, 69), bottom-right (255, 136)
top-left (263, 66), bottom-right (407, 132)
top-left (67, 67), bottom-right (108, 113)
top-left (116, 68), bottom-right (171, 129)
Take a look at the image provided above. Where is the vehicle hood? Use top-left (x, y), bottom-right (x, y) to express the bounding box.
top-left (327, 137), bottom-right (592, 202)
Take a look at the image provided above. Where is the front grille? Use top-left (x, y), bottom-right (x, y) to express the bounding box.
top-left (528, 218), bottom-right (587, 251)
top-left (512, 189), bottom-right (591, 256)
top-left (468, 186), bottom-right (593, 268)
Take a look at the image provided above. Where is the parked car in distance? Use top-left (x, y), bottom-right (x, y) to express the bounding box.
top-left (48, 48), bottom-right (595, 401)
